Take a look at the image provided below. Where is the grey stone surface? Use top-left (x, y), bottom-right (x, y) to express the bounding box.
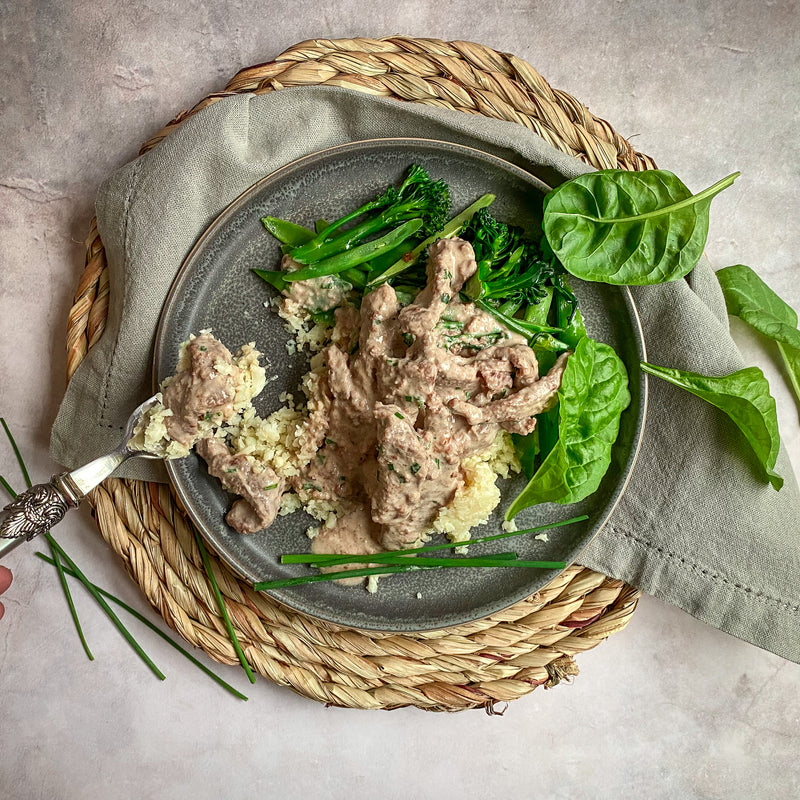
top-left (0, 3), bottom-right (798, 799)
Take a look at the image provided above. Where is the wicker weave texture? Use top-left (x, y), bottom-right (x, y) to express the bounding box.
top-left (66, 36), bottom-right (646, 710)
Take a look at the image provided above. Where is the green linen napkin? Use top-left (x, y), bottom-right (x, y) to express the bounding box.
top-left (50, 86), bottom-right (800, 662)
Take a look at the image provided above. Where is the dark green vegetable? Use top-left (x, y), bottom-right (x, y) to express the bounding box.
top-left (289, 164), bottom-right (450, 265)
top-left (717, 264), bottom-right (800, 413)
top-left (368, 193), bottom-right (495, 286)
top-left (283, 514), bottom-right (589, 566)
top-left (284, 219), bottom-right (424, 282)
top-left (506, 337), bottom-right (630, 517)
top-left (35, 553), bottom-right (248, 700)
top-left (340, 268), bottom-right (367, 288)
top-left (535, 406), bottom-right (560, 465)
top-left (474, 299), bottom-right (567, 341)
top-left (463, 209), bottom-right (567, 309)
top-left (641, 361), bottom-right (783, 490)
top-left (524, 286), bottom-right (553, 325)
top-left (511, 432), bottom-right (539, 480)
top-left (252, 268), bottom-right (288, 292)
top-left (554, 274), bottom-right (586, 348)
top-left (261, 216), bottom-right (315, 246)
top-left (542, 169), bottom-right (739, 285)
top-left (464, 207), bottom-right (523, 283)
top-left (193, 528), bottom-right (257, 683)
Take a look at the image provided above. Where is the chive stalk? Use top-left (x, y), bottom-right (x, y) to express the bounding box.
top-left (34, 553), bottom-right (248, 700)
top-left (282, 515), bottom-right (588, 567)
top-left (193, 529), bottom-right (256, 684)
top-left (48, 537), bottom-right (166, 680)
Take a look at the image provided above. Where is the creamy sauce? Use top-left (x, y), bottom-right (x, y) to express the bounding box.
top-left (281, 255), bottom-right (353, 312)
top-left (162, 334), bottom-right (240, 445)
top-left (196, 436), bottom-right (284, 534)
top-left (293, 237), bottom-right (569, 553)
top-left (163, 240), bottom-right (569, 550)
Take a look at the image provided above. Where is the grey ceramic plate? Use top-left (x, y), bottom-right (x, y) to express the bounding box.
top-left (155, 138), bottom-right (647, 632)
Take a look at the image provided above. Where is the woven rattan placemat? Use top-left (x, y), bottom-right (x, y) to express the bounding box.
top-left (65, 37), bottom-right (647, 711)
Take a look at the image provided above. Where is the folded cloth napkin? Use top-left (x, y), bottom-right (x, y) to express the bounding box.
top-left (50, 86), bottom-right (800, 662)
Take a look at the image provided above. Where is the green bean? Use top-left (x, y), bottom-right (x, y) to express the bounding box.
top-left (252, 268), bottom-right (288, 292)
top-left (285, 219), bottom-right (424, 282)
top-left (261, 216), bottom-right (315, 246)
top-left (341, 268), bottom-right (367, 288)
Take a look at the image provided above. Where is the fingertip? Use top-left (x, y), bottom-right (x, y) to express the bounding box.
top-left (0, 565), bottom-right (12, 594)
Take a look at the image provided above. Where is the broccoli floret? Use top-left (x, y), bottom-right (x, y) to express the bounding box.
top-left (463, 207), bottom-right (524, 277)
top-left (289, 165), bottom-right (451, 266)
top-left (462, 208), bottom-right (572, 311)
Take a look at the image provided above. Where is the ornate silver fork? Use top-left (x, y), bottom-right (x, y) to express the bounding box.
top-left (0, 396), bottom-right (161, 559)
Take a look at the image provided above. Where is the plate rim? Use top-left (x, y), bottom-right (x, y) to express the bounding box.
top-left (154, 136), bottom-right (648, 632)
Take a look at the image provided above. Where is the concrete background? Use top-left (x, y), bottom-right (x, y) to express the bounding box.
top-left (1, 2), bottom-right (798, 798)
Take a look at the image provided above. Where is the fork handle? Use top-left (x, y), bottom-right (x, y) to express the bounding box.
top-left (0, 473), bottom-right (83, 559)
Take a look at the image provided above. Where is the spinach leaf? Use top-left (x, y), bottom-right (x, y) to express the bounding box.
top-left (506, 337), bottom-right (630, 518)
top-left (511, 431), bottom-right (539, 481)
top-left (717, 264), bottom-right (800, 412)
top-left (640, 361), bottom-right (783, 490)
top-left (776, 342), bottom-right (800, 414)
top-left (542, 170), bottom-right (738, 285)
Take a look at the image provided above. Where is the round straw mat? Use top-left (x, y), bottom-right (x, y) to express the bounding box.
top-left (66, 37), bottom-right (648, 711)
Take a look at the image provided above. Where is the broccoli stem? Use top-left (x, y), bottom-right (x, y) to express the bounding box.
top-left (285, 219), bottom-right (424, 282)
top-left (367, 193), bottom-right (495, 286)
top-left (475, 299), bottom-right (566, 340)
top-left (524, 286), bottom-right (554, 324)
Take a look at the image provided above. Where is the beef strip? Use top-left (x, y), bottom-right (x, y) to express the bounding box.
top-left (196, 437), bottom-right (284, 534)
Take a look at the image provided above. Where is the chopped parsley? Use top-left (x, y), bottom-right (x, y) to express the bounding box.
top-left (263, 483), bottom-right (278, 491)
top-left (410, 462), bottom-right (421, 474)
top-left (324, 437), bottom-right (337, 446)
top-left (225, 468), bottom-right (237, 473)
top-left (402, 332), bottom-right (414, 347)
top-left (441, 293), bottom-right (450, 304)
top-left (394, 411), bottom-right (405, 420)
